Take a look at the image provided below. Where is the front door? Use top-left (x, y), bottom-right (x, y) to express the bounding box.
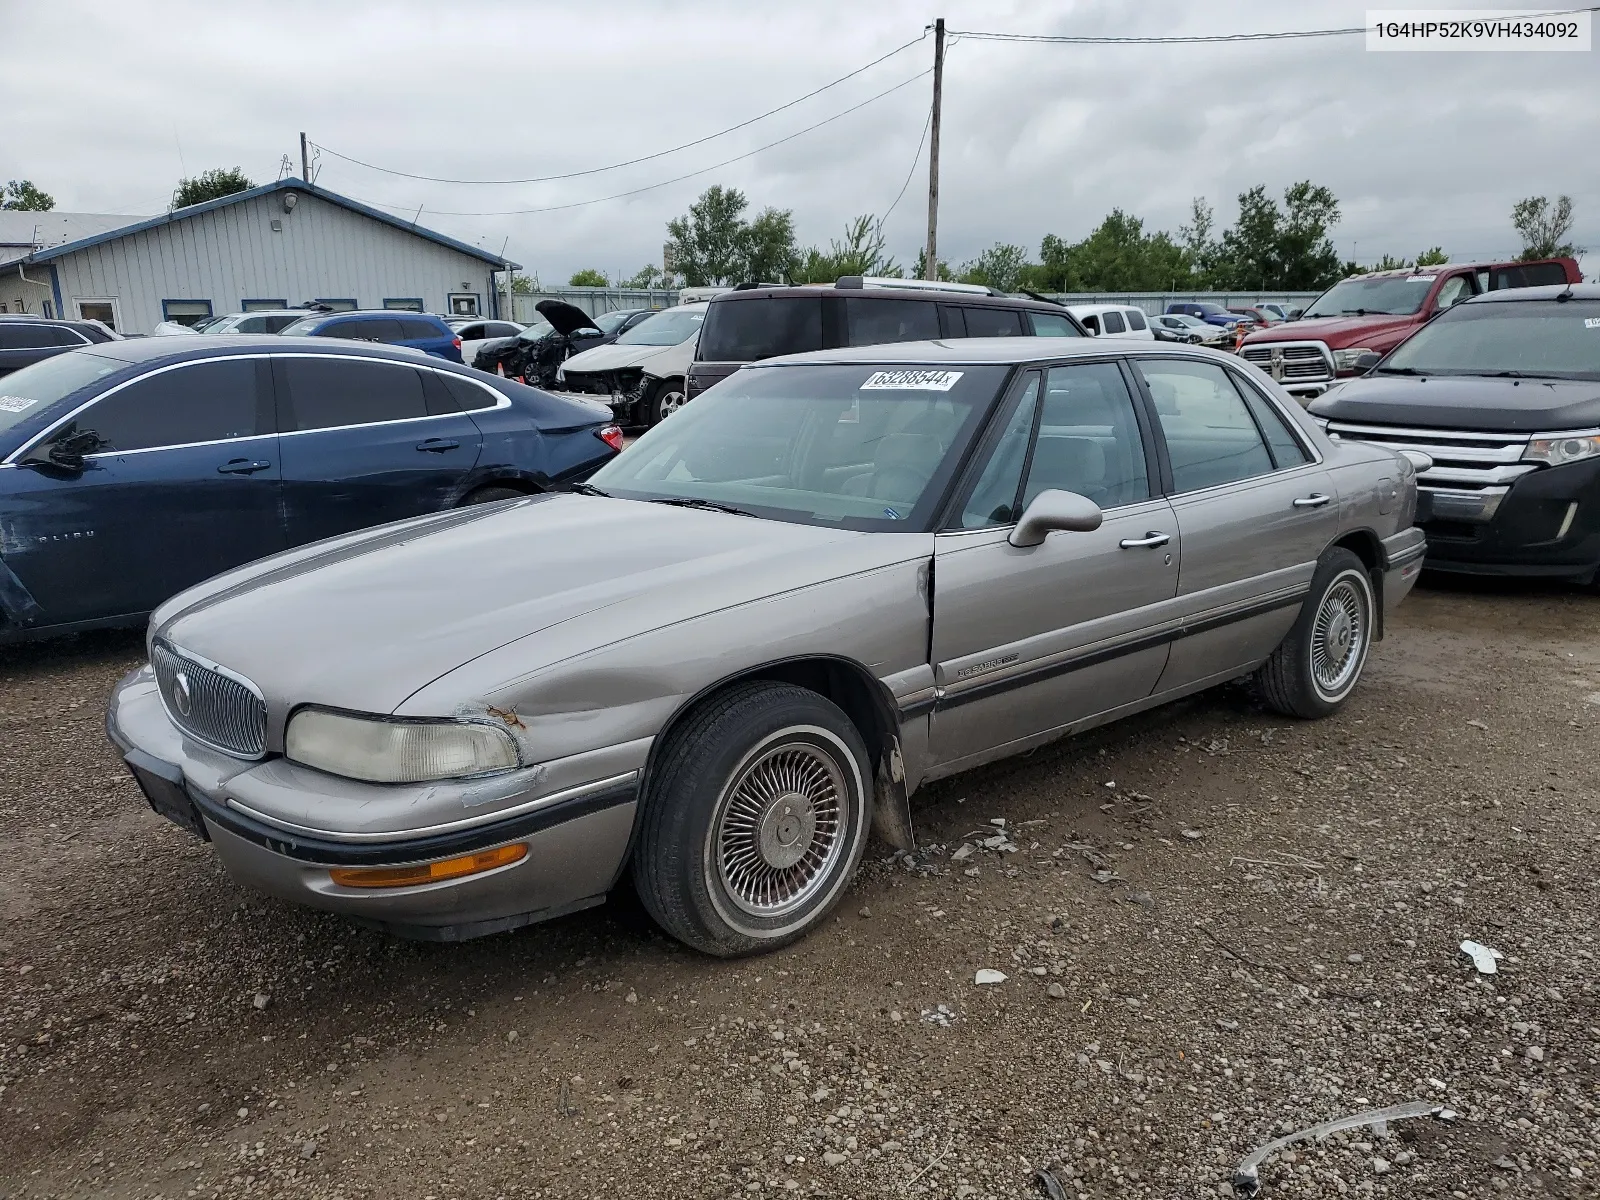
top-left (2, 356), bottom-right (284, 626)
top-left (273, 354), bottom-right (484, 545)
top-left (930, 362), bottom-right (1180, 769)
top-left (1131, 357), bottom-right (1338, 691)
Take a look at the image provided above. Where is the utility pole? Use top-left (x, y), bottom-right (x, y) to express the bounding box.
top-left (923, 17), bottom-right (945, 281)
top-left (299, 132), bottom-right (310, 186)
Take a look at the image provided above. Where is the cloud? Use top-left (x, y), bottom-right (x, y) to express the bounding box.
top-left (1, 0), bottom-right (1594, 283)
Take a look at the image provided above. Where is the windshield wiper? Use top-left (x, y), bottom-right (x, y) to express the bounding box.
top-left (646, 496), bottom-right (756, 517)
top-left (1374, 366), bottom-right (1427, 375)
top-left (564, 481), bottom-right (612, 497)
top-left (1485, 370), bottom-right (1564, 380)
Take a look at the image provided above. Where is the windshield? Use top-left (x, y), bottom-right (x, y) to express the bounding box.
top-left (1380, 300), bottom-right (1600, 380)
top-left (516, 320), bottom-right (555, 343)
top-left (0, 351), bottom-right (124, 437)
top-left (278, 316), bottom-right (321, 336)
top-left (588, 363), bottom-right (1009, 530)
top-left (616, 307), bottom-right (706, 347)
top-left (204, 314), bottom-right (248, 333)
top-left (1303, 275), bottom-right (1435, 318)
top-left (592, 310), bottom-right (637, 334)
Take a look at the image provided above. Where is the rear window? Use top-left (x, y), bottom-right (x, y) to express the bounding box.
top-left (1028, 311), bottom-right (1081, 337)
top-left (1126, 309), bottom-right (1147, 331)
top-left (845, 298), bottom-right (941, 347)
top-left (698, 297), bottom-right (823, 362)
top-left (1489, 262), bottom-right (1571, 289)
top-left (962, 307), bottom-right (1024, 337)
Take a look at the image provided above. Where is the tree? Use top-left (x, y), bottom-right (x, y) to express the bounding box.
top-left (1414, 246), bottom-right (1449, 266)
top-left (666, 186), bottom-right (753, 286)
top-left (509, 272), bottom-right (537, 294)
top-left (619, 265), bottom-right (667, 290)
top-left (743, 207), bottom-right (799, 283)
top-left (172, 167), bottom-right (254, 209)
top-left (912, 248), bottom-right (953, 282)
top-left (958, 243), bottom-right (1030, 293)
top-left (568, 269), bottom-right (609, 287)
top-left (1511, 195), bottom-right (1579, 260)
top-left (1177, 197), bottom-right (1218, 285)
top-left (793, 215), bottom-right (898, 283)
top-left (1371, 254), bottom-right (1411, 272)
top-left (2, 180), bottom-right (54, 211)
top-left (1211, 181), bottom-right (1341, 290)
top-left (1028, 211), bottom-right (1191, 292)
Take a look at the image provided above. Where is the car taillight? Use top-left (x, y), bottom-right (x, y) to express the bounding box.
top-left (453, 336), bottom-right (463, 349)
top-left (597, 424), bottom-right (625, 452)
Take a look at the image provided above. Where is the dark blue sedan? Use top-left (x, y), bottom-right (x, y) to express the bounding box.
top-left (0, 336), bottom-right (622, 642)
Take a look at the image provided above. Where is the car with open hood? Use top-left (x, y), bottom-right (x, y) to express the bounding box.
top-left (471, 300), bottom-right (605, 388)
top-left (1309, 284), bottom-right (1600, 582)
top-left (555, 303), bottom-right (708, 427)
top-left (108, 338), bottom-right (1425, 956)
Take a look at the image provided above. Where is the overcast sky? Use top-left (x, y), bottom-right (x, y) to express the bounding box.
top-left (3, 0), bottom-right (1596, 284)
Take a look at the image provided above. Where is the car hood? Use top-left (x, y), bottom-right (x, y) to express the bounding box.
top-left (535, 299), bottom-right (601, 337)
top-left (1310, 374), bottom-right (1600, 432)
top-left (156, 494), bottom-right (927, 718)
top-left (1244, 313), bottom-right (1417, 347)
top-left (561, 341), bottom-right (676, 373)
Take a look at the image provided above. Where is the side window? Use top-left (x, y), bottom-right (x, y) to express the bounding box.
top-left (457, 324), bottom-right (484, 341)
top-left (280, 358), bottom-right (428, 430)
top-left (956, 374), bottom-right (1040, 529)
top-left (1136, 359), bottom-right (1275, 492)
top-left (1081, 314), bottom-right (1101, 335)
top-left (234, 316), bottom-right (266, 334)
top-left (844, 298), bottom-right (941, 347)
top-left (399, 318), bottom-right (441, 341)
top-left (1102, 311), bottom-right (1127, 334)
top-left (1230, 373), bottom-right (1311, 468)
top-left (961, 307), bottom-right (1023, 337)
top-left (1027, 363), bottom-right (1150, 509)
top-left (79, 360), bottom-right (263, 452)
top-left (1028, 311), bottom-right (1080, 337)
top-left (1434, 276), bottom-right (1476, 309)
top-left (439, 372), bottom-right (499, 412)
top-left (0, 325), bottom-right (56, 350)
top-left (1125, 309), bottom-right (1147, 331)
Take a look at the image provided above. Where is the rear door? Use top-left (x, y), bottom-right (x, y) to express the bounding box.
top-left (1131, 357), bottom-right (1336, 691)
top-left (843, 297), bottom-right (942, 348)
top-left (929, 361), bottom-right (1179, 769)
top-left (273, 354), bottom-right (484, 544)
top-left (2, 356), bottom-right (283, 624)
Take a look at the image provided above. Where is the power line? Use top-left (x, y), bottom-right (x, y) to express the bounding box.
top-left (881, 100), bottom-right (933, 229)
top-left (310, 32), bottom-right (927, 187)
top-left (340, 68), bottom-right (932, 218)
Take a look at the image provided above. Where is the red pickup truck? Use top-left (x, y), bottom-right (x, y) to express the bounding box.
top-left (1238, 256), bottom-right (1582, 398)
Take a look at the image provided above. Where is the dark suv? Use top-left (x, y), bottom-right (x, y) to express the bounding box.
top-left (686, 278), bottom-right (1086, 399)
top-left (0, 316), bottom-right (119, 379)
top-left (278, 310), bottom-right (464, 363)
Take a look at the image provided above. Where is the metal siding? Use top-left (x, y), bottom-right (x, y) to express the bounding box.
top-left (43, 191), bottom-right (503, 332)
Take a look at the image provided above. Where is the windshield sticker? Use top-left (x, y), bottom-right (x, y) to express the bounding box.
top-left (860, 369), bottom-right (964, 392)
top-left (1585, 318), bottom-right (1600, 329)
top-left (1405, 275), bottom-right (1437, 283)
top-left (882, 506), bottom-right (903, 520)
top-left (0, 396), bottom-right (38, 413)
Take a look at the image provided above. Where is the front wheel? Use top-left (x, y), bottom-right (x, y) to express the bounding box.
top-left (1253, 548), bottom-right (1375, 719)
top-left (632, 682), bottom-right (872, 957)
top-left (647, 378), bottom-right (687, 426)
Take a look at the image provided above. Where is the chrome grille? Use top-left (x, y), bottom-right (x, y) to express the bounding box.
top-left (1324, 420), bottom-right (1536, 491)
top-left (151, 640), bottom-right (267, 758)
top-left (1241, 341), bottom-right (1333, 384)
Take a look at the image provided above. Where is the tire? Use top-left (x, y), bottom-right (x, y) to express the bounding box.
top-left (1253, 548), bottom-right (1376, 719)
top-left (461, 485), bottom-right (524, 506)
top-left (633, 681), bottom-right (873, 957)
top-left (647, 378), bottom-right (688, 426)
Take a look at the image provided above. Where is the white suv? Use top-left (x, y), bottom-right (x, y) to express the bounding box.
top-left (554, 303), bottom-right (708, 427)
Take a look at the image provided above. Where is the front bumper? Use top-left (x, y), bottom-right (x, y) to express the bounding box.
top-left (1416, 455), bottom-right (1600, 581)
top-left (1379, 526), bottom-right (1428, 616)
top-left (106, 666), bottom-right (643, 940)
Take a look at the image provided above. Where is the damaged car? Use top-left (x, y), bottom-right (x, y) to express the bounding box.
top-left (555, 302), bottom-right (707, 427)
top-left (471, 300), bottom-right (606, 388)
top-left (0, 336), bottom-right (622, 643)
top-left (107, 339), bottom-right (1426, 956)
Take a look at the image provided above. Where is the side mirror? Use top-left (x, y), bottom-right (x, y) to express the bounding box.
top-left (1008, 489), bottom-right (1103, 548)
top-left (1287, 309), bottom-right (1303, 321)
top-left (1354, 351), bottom-right (1382, 372)
top-left (22, 426), bottom-right (102, 473)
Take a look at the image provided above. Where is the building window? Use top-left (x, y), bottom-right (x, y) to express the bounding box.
top-left (447, 293), bottom-right (480, 316)
top-left (75, 298), bottom-right (119, 331)
top-left (241, 298), bottom-right (288, 312)
top-left (383, 298), bottom-right (425, 312)
top-left (161, 299), bottom-right (214, 327)
top-left (315, 298), bottom-right (358, 312)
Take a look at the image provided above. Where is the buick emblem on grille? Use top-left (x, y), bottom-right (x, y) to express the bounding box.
top-left (1269, 348), bottom-right (1286, 381)
top-left (173, 671), bottom-right (193, 717)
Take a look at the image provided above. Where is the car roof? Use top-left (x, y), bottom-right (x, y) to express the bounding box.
top-left (68, 333), bottom-right (457, 368)
top-left (707, 285), bottom-right (1067, 312)
top-left (1461, 283), bottom-right (1600, 305)
top-left (0, 314), bottom-right (84, 324)
top-left (755, 337), bottom-right (1243, 369)
top-left (300, 309), bottom-right (446, 321)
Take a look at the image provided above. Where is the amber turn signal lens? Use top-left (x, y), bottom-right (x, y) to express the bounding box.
top-left (329, 843), bottom-right (527, 889)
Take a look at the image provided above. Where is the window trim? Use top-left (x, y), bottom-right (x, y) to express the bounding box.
top-left (73, 296), bottom-right (120, 331)
top-left (160, 299), bottom-right (214, 324)
top-left (241, 298), bottom-right (289, 312)
top-left (5, 353), bottom-right (510, 464)
top-left (383, 298), bottom-right (426, 312)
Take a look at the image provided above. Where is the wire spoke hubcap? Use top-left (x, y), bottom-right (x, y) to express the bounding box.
top-left (716, 742), bottom-right (845, 919)
top-left (1310, 577), bottom-right (1367, 696)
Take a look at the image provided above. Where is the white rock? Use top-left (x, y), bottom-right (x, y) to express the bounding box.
top-left (1047, 983), bottom-right (1067, 1000)
top-left (823, 1151), bottom-right (848, 1167)
top-left (974, 969), bottom-right (1007, 986)
top-left (300, 1140), bottom-right (318, 1160)
top-left (1525, 1045), bottom-right (1545, 1063)
top-left (1373, 1156), bottom-right (1391, 1175)
top-left (251, 993), bottom-right (270, 1011)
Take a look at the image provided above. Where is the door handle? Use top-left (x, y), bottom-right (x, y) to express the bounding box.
top-left (217, 458), bottom-right (271, 475)
top-left (1292, 493), bottom-right (1332, 509)
top-left (416, 438), bottom-right (461, 453)
top-left (1118, 531), bottom-right (1171, 549)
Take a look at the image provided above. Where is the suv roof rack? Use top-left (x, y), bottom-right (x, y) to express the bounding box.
top-left (731, 281), bottom-right (787, 291)
top-left (834, 275), bottom-right (999, 297)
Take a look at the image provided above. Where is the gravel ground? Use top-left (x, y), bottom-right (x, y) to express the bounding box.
top-left (1, 577), bottom-right (1596, 1199)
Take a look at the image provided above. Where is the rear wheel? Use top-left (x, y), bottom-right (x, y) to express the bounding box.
top-left (633, 682), bottom-right (872, 957)
top-left (647, 378), bottom-right (687, 426)
top-left (1254, 548), bottom-right (1375, 718)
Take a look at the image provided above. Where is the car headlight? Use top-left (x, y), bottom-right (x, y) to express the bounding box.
top-left (285, 709), bottom-right (520, 783)
top-left (1522, 430), bottom-right (1600, 468)
top-left (1333, 347), bottom-right (1377, 370)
